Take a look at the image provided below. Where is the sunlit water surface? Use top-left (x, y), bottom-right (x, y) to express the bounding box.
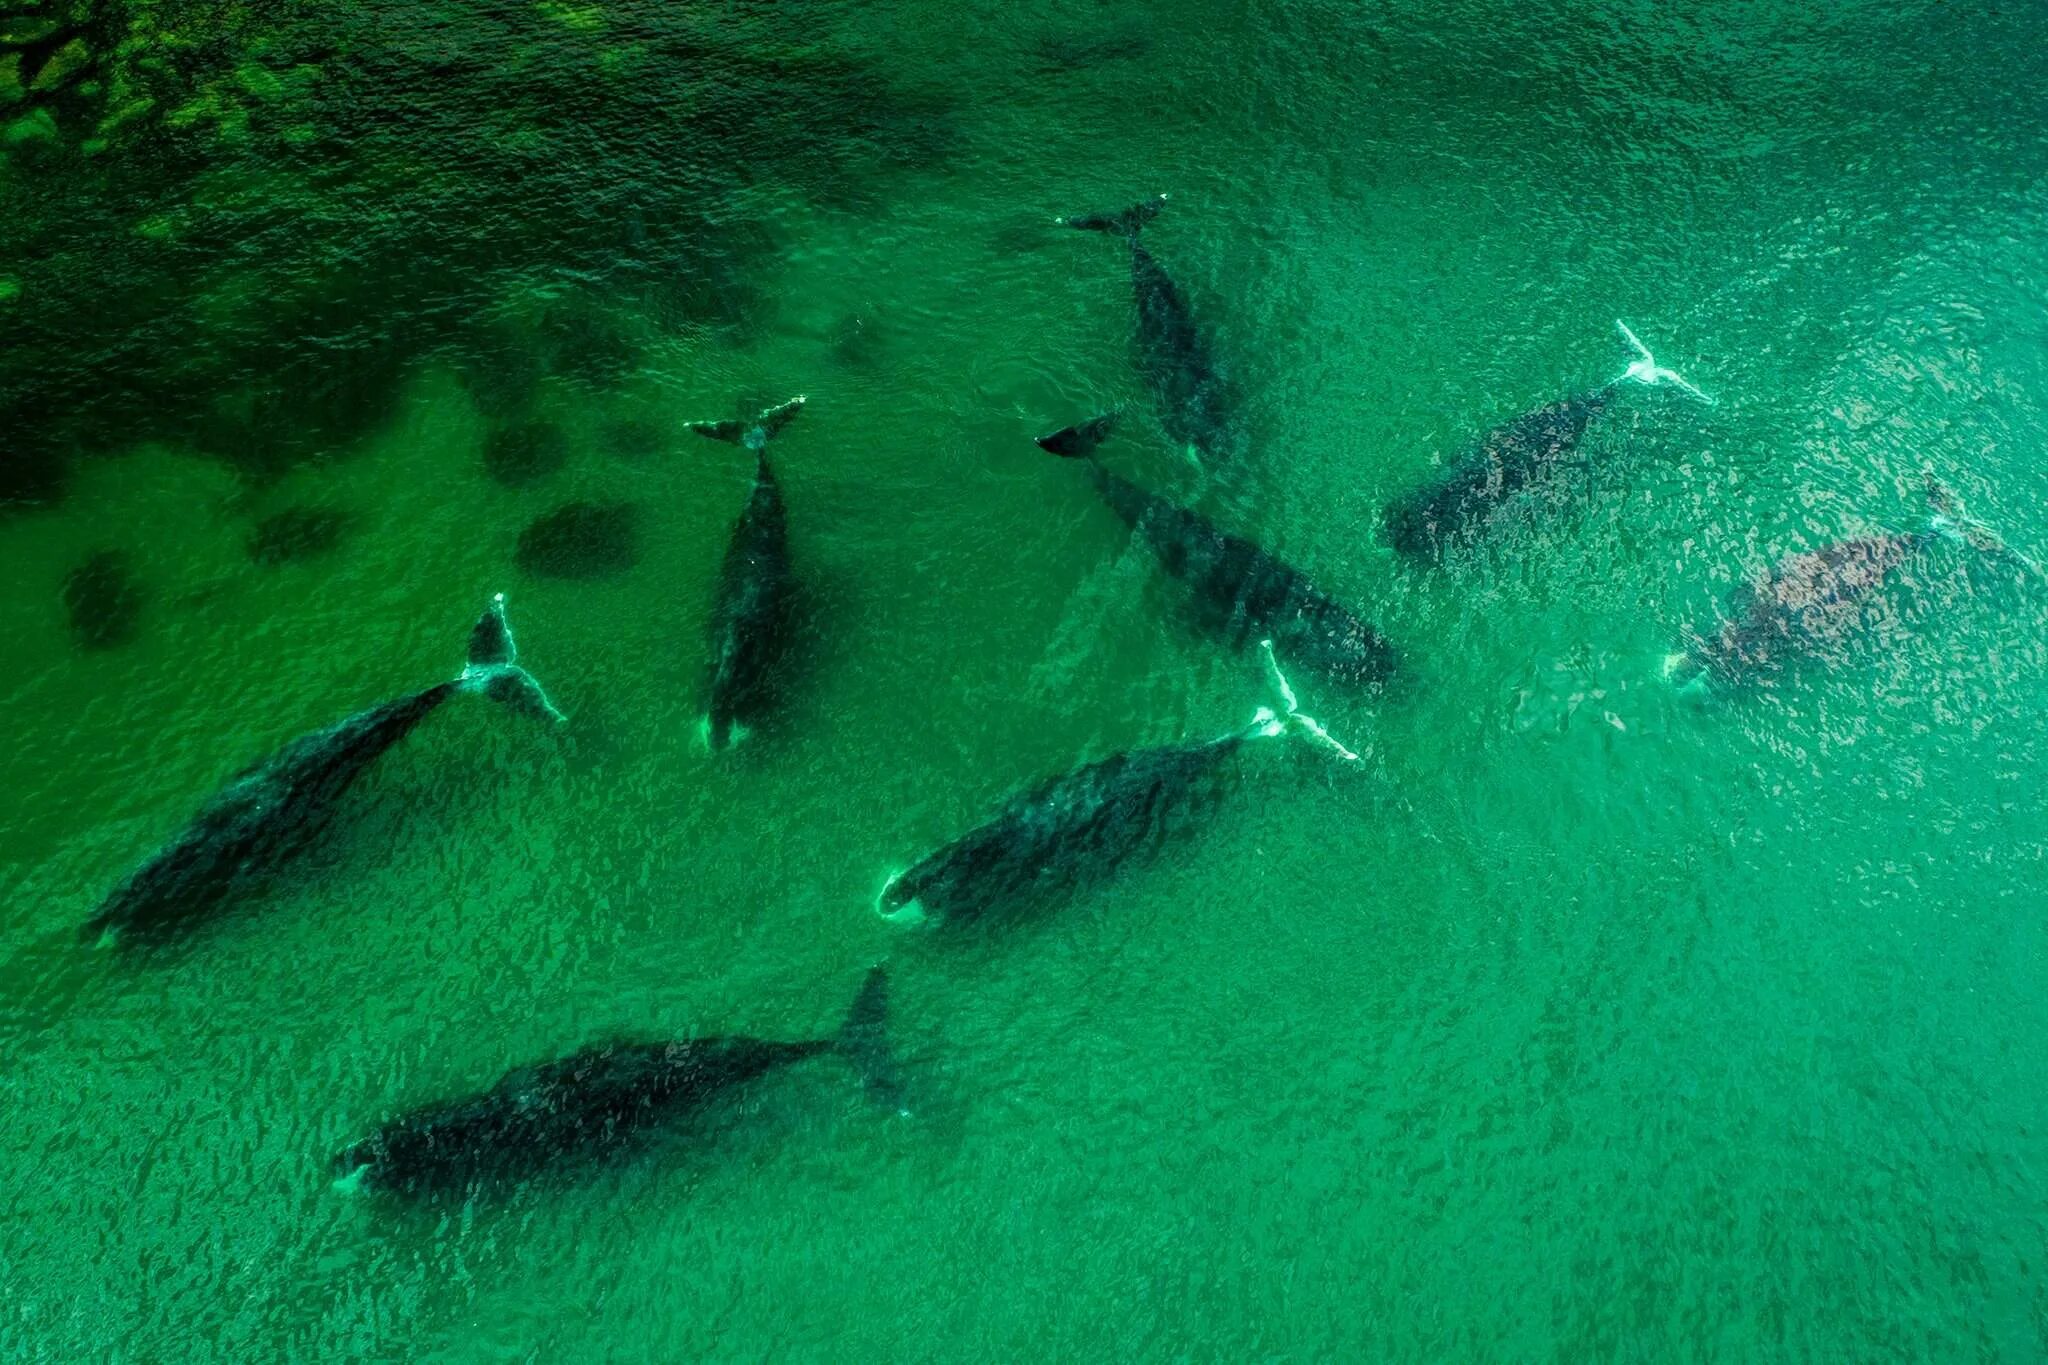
top-left (5, 0), bottom-right (2048, 1358)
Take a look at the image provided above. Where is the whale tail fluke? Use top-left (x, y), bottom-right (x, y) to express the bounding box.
top-left (1058, 194), bottom-right (1167, 237)
top-left (690, 396), bottom-right (806, 452)
top-left (1035, 411), bottom-right (1121, 459)
top-left (460, 593), bottom-right (566, 723)
top-left (836, 965), bottom-right (909, 1116)
top-left (1925, 474), bottom-right (2047, 580)
top-left (467, 591), bottom-right (517, 668)
top-left (1614, 321), bottom-right (1716, 405)
top-left (1251, 641), bottom-right (1363, 762)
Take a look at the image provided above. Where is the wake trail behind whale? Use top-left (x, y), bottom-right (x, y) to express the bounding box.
top-left (1026, 538), bottom-right (1159, 701)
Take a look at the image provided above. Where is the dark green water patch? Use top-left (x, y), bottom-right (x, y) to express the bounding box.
top-left (60, 547), bottom-right (142, 650)
top-left (600, 415), bottom-right (671, 464)
top-left (515, 499), bottom-right (638, 580)
top-left (482, 421), bottom-right (571, 489)
top-left (247, 505), bottom-right (350, 566)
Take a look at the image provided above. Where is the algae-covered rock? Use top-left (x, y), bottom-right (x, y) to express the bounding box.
top-left (515, 501), bottom-right (638, 580)
top-left (62, 548), bottom-right (143, 650)
top-left (0, 0), bottom-right (958, 490)
top-left (482, 421), bottom-right (569, 488)
top-left (601, 415), bottom-right (668, 463)
top-left (3, 106), bottom-right (57, 144)
top-left (28, 36), bottom-right (90, 91)
top-left (1, 18), bottom-right (66, 47)
top-left (248, 505), bottom-right (349, 566)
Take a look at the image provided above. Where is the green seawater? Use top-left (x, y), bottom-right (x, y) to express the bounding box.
top-left (5, 0), bottom-right (2048, 1358)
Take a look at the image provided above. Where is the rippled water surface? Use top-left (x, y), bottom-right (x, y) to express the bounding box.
top-left (6, 0), bottom-right (2048, 1358)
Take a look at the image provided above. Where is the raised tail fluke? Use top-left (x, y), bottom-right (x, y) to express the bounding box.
top-left (1926, 474), bottom-right (2047, 580)
top-left (459, 593), bottom-right (566, 723)
top-left (689, 395), bottom-right (807, 451)
top-left (1254, 641), bottom-right (1362, 762)
top-left (1034, 411), bottom-right (1121, 459)
top-left (1614, 321), bottom-right (1716, 405)
top-left (836, 965), bottom-right (909, 1116)
top-left (467, 591), bottom-right (516, 668)
top-left (1057, 194), bottom-right (1167, 236)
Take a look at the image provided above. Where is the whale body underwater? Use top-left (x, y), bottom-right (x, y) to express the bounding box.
top-left (83, 594), bottom-right (561, 945)
top-left (1064, 196), bottom-right (1242, 464)
top-left (1035, 412), bottom-right (1397, 689)
top-left (1665, 529), bottom-right (1935, 692)
top-left (1381, 386), bottom-right (1618, 561)
top-left (878, 644), bottom-right (1357, 929)
top-left (692, 396), bottom-right (805, 751)
top-left (1382, 323), bottom-right (1713, 561)
top-left (334, 967), bottom-right (900, 1193)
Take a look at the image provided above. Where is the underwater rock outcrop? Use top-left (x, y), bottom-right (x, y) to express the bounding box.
top-left (600, 416), bottom-right (668, 464)
top-left (62, 548), bottom-right (142, 650)
top-left (0, 0), bottom-right (957, 494)
top-left (483, 422), bottom-right (569, 489)
top-left (248, 506), bottom-right (349, 566)
top-left (514, 501), bottom-right (638, 580)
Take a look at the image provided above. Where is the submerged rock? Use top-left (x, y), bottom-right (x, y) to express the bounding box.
top-left (515, 501), bottom-right (638, 580)
top-left (248, 506), bottom-right (349, 566)
top-left (62, 549), bottom-right (143, 651)
top-left (483, 421), bottom-right (569, 488)
top-left (601, 416), bottom-right (669, 464)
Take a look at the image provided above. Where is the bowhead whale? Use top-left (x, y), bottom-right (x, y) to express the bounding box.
top-left (83, 594), bottom-right (561, 945)
top-left (1035, 412), bottom-right (1396, 689)
top-left (1665, 481), bottom-right (2024, 693)
top-left (1384, 322), bottom-right (1713, 561)
top-left (690, 396), bottom-right (806, 750)
top-left (878, 643), bottom-right (1357, 929)
top-left (1063, 195), bottom-right (1242, 465)
top-left (334, 966), bottom-right (900, 1193)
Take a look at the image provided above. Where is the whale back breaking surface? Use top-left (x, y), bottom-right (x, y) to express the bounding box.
top-left (1090, 466), bottom-right (1394, 686)
top-left (1383, 387), bottom-right (1616, 559)
top-left (706, 452), bottom-right (797, 745)
top-left (1127, 239), bottom-right (1238, 458)
top-left (86, 682), bottom-right (462, 941)
top-left (1684, 531), bottom-right (1930, 688)
top-left (342, 1035), bottom-right (830, 1193)
top-left (891, 735), bottom-right (1244, 925)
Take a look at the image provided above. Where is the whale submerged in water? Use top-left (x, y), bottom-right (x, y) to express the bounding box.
top-left (879, 643), bottom-right (1358, 929)
top-left (1383, 322), bottom-right (1713, 561)
top-left (334, 966), bottom-right (900, 1194)
top-left (83, 594), bottom-right (562, 945)
top-left (1063, 195), bottom-right (1242, 465)
top-left (1665, 481), bottom-right (2021, 694)
top-left (1035, 411), bottom-right (1397, 689)
top-left (690, 396), bottom-right (806, 750)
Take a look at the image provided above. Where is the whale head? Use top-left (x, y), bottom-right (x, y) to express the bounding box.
top-left (875, 869), bottom-right (929, 927)
top-left (330, 1143), bottom-right (378, 1193)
